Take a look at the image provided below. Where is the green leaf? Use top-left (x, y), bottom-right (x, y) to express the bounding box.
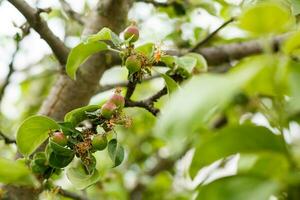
top-left (282, 31), bottom-right (300, 56)
top-left (238, 152), bottom-right (290, 180)
top-left (287, 60), bottom-right (300, 115)
top-left (17, 115), bottom-right (59, 156)
top-left (239, 2), bottom-right (294, 35)
top-left (58, 122), bottom-right (81, 137)
top-left (48, 151), bottom-right (74, 168)
top-left (87, 27), bottom-right (122, 47)
top-left (177, 56), bottom-right (197, 77)
top-left (154, 56), bottom-right (265, 154)
top-left (64, 105), bottom-right (100, 126)
top-left (190, 125), bottom-right (287, 177)
top-left (107, 139), bottom-right (125, 167)
top-left (186, 53), bottom-right (208, 73)
top-left (0, 158), bottom-right (38, 186)
top-left (135, 43), bottom-right (155, 59)
top-left (196, 175), bottom-right (279, 200)
top-left (67, 167), bottom-right (100, 190)
top-left (161, 55), bottom-right (176, 68)
top-left (160, 73), bottom-right (180, 94)
top-left (49, 140), bottom-right (74, 156)
top-left (66, 41), bottom-right (108, 80)
top-left (291, 0), bottom-right (300, 15)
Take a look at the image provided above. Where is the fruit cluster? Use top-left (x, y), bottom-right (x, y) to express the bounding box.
top-left (31, 90), bottom-right (128, 177)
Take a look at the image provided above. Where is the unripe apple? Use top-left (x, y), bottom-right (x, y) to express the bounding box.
top-left (51, 131), bottom-right (68, 147)
top-left (110, 93), bottom-right (125, 109)
top-left (92, 134), bottom-right (108, 151)
top-left (101, 101), bottom-right (117, 119)
top-left (125, 55), bottom-right (142, 74)
top-left (124, 25), bottom-right (139, 42)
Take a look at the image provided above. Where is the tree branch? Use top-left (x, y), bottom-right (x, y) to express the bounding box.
top-left (0, 35), bottom-right (21, 104)
top-left (59, 0), bottom-right (84, 25)
top-left (0, 131), bottom-right (16, 144)
top-left (58, 188), bottom-right (88, 200)
top-left (191, 17), bottom-right (235, 51)
top-left (7, 0), bottom-right (70, 66)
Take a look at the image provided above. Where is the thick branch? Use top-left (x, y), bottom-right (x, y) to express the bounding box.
top-left (7, 0), bottom-right (69, 65)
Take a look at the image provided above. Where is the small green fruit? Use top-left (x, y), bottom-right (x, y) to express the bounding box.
top-left (92, 134), bottom-right (108, 151)
top-left (101, 101), bottom-right (117, 119)
top-left (125, 55), bottom-right (142, 74)
top-left (124, 25), bottom-right (139, 42)
top-left (110, 93), bottom-right (125, 109)
top-left (51, 131), bottom-right (68, 147)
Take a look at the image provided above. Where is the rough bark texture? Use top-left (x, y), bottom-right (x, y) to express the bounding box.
top-left (39, 0), bottom-right (131, 121)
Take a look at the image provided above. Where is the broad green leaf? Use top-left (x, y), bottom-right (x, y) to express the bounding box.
top-left (48, 151), bottom-right (74, 168)
top-left (135, 43), bottom-right (155, 59)
top-left (282, 31), bottom-right (300, 56)
top-left (66, 41), bottom-right (108, 80)
top-left (287, 60), bottom-right (300, 115)
top-left (154, 56), bottom-right (265, 154)
top-left (0, 158), bottom-right (38, 186)
top-left (291, 0), bottom-right (300, 15)
top-left (190, 125), bottom-right (287, 177)
top-left (177, 56), bottom-right (197, 77)
top-left (239, 2), bottom-right (294, 35)
top-left (107, 139), bottom-right (125, 167)
top-left (64, 105), bottom-right (100, 126)
top-left (238, 152), bottom-right (290, 180)
top-left (49, 140), bottom-right (74, 156)
top-left (186, 53), bottom-right (208, 73)
top-left (67, 167), bottom-right (100, 189)
top-left (17, 115), bottom-right (59, 156)
top-left (160, 73), bottom-right (180, 94)
top-left (160, 55), bottom-right (176, 68)
top-left (87, 27), bottom-right (122, 47)
top-left (197, 175), bottom-right (279, 200)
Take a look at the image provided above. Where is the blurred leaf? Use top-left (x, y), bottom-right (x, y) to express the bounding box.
top-left (16, 115), bottom-right (59, 156)
top-left (161, 55), bottom-right (176, 68)
top-left (238, 152), bottom-right (290, 180)
top-left (177, 56), bottom-right (197, 76)
top-left (196, 175), bottom-right (279, 200)
top-left (190, 125), bottom-right (287, 177)
top-left (159, 73), bottom-right (180, 94)
top-left (287, 60), bottom-right (300, 115)
top-left (186, 53), bottom-right (208, 72)
top-left (87, 27), bottom-right (122, 47)
top-left (282, 31), bottom-right (300, 56)
top-left (64, 105), bottom-right (100, 126)
top-left (107, 139), bottom-right (125, 167)
top-left (67, 167), bottom-right (100, 190)
top-left (239, 2), bottom-right (294, 34)
top-left (66, 41), bottom-right (108, 79)
top-left (0, 158), bottom-right (38, 186)
top-left (154, 56), bottom-right (265, 154)
top-left (135, 43), bottom-right (155, 59)
top-left (291, 0), bottom-right (300, 15)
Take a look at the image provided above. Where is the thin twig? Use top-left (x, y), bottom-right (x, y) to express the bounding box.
top-left (0, 37), bottom-right (21, 104)
top-left (7, 0), bottom-right (70, 66)
top-left (191, 17), bottom-right (235, 52)
top-left (58, 188), bottom-right (88, 200)
top-left (125, 87), bottom-right (167, 116)
top-left (135, 0), bottom-right (170, 7)
top-left (59, 0), bottom-right (84, 25)
top-left (125, 80), bottom-right (137, 100)
top-left (0, 131), bottom-right (16, 144)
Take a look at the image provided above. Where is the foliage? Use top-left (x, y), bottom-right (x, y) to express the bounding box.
top-left (3, 0), bottom-right (300, 199)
